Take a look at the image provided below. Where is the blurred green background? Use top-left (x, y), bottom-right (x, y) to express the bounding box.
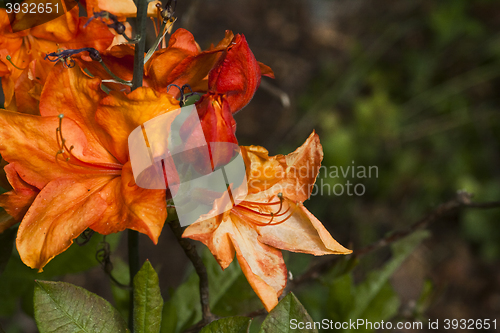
top-left (1, 0), bottom-right (500, 332)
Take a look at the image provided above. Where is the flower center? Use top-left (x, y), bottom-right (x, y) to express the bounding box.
top-left (55, 114), bottom-right (122, 175)
top-left (232, 192), bottom-right (296, 226)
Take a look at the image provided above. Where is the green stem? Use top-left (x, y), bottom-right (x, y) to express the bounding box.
top-left (144, 20), bottom-right (168, 64)
top-left (128, 229), bottom-right (140, 330)
top-left (128, 0), bottom-right (148, 331)
top-left (132, 0), bottom-right (148, 90)
top-left (99, 60), bottom-right (132, 86)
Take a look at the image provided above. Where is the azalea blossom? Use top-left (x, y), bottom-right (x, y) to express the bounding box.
top-left (183, 132), bottom-right (352, 311)
top-left (0, 64), bottom-right (179, 270)
top-left (0, 6), bottom-right (114, 112)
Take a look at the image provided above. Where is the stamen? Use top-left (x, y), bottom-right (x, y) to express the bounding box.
top-left (5, 55), bottom-right (27, 70)
top-left (54, 114), bottom-right (122, 174)
top-left (85, 11), bottom-right (137, 43)
top-left (233, 192), bottom-right (296, 226)
top-left (167, 84), bottom-right (199, 106)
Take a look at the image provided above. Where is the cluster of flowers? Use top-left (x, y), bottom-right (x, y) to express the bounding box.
top-left (0, 0), bottom-right (350, 312)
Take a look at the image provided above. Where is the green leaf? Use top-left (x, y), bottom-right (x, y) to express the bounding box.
top-left (34, 280), bottom-right (128, 333)
top-left (260, 292), bottom-right (317, 333)
top-left (200, 317), bottom-right (251, 333)
top-left (0, 226), bottom-right (16, 276)
top-left (134, 260), bottom-right (164, 333)
top-left (0, 233), bottom-right (120, 317)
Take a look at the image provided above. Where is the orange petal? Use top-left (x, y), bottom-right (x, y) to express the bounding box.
top-left (258, 61), bottom-right (275, 79)
top-left (0, 111), bottom-right (109, 189)
top-left (279, 131), bottom-right (323, 202)
top-left (183, 215), bottom-right (235, 269)
top-left (0, 210), bottom-right (17, 234)
top-left (75, 44), bottom-right (135, 92)
top-left (147, 28), bottom-right (200, 89)
top-left (180, 96), bottom-right (238, 172)
top-left (95, 87), bottom-right (180, 164)
top-left (16, 176), bottom-right (112, 270)
top-left (60, 17), bottom-right (114, 52)
top-left (14, 57), bottom-right (51, 115)
top-left (0, 164), bottom-right (39, 221)
top-left (0, 157), bottom-right (10, 190)
top-left (242, 131), bottom-right (323, 202)
top-left (149, 30), bottom-right (234, 94)
top-left (257, 201), bottom-right (352, 255)
top-left (86, 0), bottom-right (161, 18)
top-left (90, 162), bottom-right (167, 244)
top-left (240, 145), bottom-right (284, 194)
top-left (229, 215), bottom-right (287, 312)
top-left (40, 63), bottom-right (118, 164)
top-left (0, 45), bottom-right (30, 107)
top-left (208, 34), bottom-right (261, 114)
top-left (27, 5), bottom-right (79, 42)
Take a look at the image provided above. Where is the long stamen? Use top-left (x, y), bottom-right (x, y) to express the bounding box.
top-left (234, 192), bottom-right (296, 226)
top-left (5, 55), bottom-right (27, 70)
top-left (54, 114), bottom-right (121, 174)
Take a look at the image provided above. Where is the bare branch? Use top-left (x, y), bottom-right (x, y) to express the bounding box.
top-left (168, 219), bottom-right (217, 332)
top-left (292, 191), bottom-right (500, 287)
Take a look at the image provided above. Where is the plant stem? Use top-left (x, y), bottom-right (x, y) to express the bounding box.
top-left (132, 0), bottom-right (148, 90)
top-left (128, 229), bottom-right (140, 330)
top-left (128, 0), bottom-right (148, 330)
top-left (168, 219), bottom-right (216, 328)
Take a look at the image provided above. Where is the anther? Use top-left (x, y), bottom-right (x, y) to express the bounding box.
top-left (167, 84), bottom-right (198, 106)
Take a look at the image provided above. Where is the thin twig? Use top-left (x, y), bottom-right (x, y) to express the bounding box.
top-left (292, 191), bottom-right (500, 287)
top-left (168, 219), bottom-right (217, 331)
top-left (239, 192), bottom-right (500, 318)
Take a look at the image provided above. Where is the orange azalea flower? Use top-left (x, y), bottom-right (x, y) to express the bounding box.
top-left (0, 6), bottom-right (114, 110)
top-left (183, 132), bottom-right (352, 311)
top-left (0, 64), bottom-right (179, 270)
